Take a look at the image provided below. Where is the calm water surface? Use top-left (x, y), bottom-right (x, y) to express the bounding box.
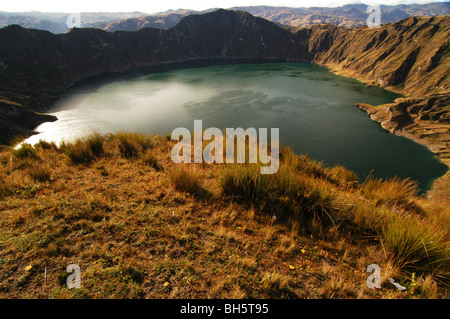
top-left (24, 62), bottom-right (448, 192)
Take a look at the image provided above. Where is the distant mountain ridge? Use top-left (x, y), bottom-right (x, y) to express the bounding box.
top-left (233, 3), bottom-right (450, 27)
top-left (0, 2), bottom-right (449, 33)
top-left (94, 3), bottom-right (450, 32)
top-left (0, 11), bottom-right (147, 33)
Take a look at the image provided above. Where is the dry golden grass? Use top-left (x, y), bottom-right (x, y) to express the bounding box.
top-left (116, 132), bottom-right (157, 158)
top-left (26, 164), bottom-right (51, 182)
top-left (362, 177), bottom-right (419, 206)
top-left (60, 133), bottom-right (104, 165)
top-left (141, 150), bottom-right (163, 171)
top-left (168, 166), bottom-right (204, 195)
top-left (0, 133), bottom-right (448, 299)
top-left (327, 165), bottom-right (359, 186)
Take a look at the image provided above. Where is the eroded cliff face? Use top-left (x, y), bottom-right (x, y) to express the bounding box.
top-left (0, 10), bottom-right (448, 199)
top-left (356, 95), bottom-right (449, 157)
top-left (356, 94), bottom-right (450, 203)
top-left (311, 16), bottom-right (449, 97)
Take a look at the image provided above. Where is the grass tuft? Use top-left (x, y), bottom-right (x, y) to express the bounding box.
top-left (327, 165), bottom-right (359, 186)
top-left (0, 173), bottom-right (11, 197)
top-left (220, 163), bottom-right (338, 224)
top-left (26, 164), bottom-right (51, 182)
top-left (12, 143), bottom-right (38, 160)
top-left (116, 132), bottom-right (155, 158)
top-left (62, 133), bottom-right (105, 165)
top-left (142, 150), bottom-right (163, 171)
top-left (260, 272), bottom-right (292, 298)
top-left (36, 140), bottom-right (58, 151)
top-left (362, 177), bottom-right (418, 206)
top-left (168, 166), bottom-right (203, 194)
top-left (382, 213), bottom-right (450, 281)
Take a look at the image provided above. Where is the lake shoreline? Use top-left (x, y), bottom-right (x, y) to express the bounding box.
top-left (355, 100), bottom-right (449, 204)
top-left (316, 62), bottom-right (449, 203)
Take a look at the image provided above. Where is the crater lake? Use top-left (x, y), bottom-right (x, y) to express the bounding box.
top-left (24, 62), bottom-right (448, 193)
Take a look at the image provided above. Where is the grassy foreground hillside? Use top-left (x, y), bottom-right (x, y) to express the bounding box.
top-left (0, 132), bottom-right (449, 299)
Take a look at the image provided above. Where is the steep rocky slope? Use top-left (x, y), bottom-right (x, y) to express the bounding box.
top-left (310, 16), bottom-right (449, 97)
top-left (0, 10), bottom-right (448, 199)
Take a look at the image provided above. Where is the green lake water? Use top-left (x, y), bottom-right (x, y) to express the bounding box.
top-left (24, 62), bottom-right (448, 193)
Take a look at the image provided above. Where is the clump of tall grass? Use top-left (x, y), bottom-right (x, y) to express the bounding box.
top-left (86, 133), bottom-right (105, 157)
top-left (36, 140), bottom-right (58, 151)
top-left (220, 164), bottom-right (276, 202)
top-left (168, 166), bottom-right (203, 195)
top-left (26, 164), bottom-right (51, 182)
top-left (0, 173), bottom-right (11, 197)
top-left (362, 177), bottom-right (418, 206)
top-left (414, 199), bottom-right (450, 234)
top-left (220, 163), bottom-right (338, 224)
top-left (142, 150), bottom-right (162, 171)
top-left (61, 133), bottom-right (105, 165)
top-left (279, 146), bottom-right (326, 178)
top-left (297, 155), bottom-right (327, 178)
top-left (12, 143), bottom-right (38, 160)
top-left (343, 202), bottom-right (388, 235)
top-left (116, 132), bottom-right (156, 158)
top-left (327, 165), bottom-right (359, 186)
top-left (338, 194), bottom-right (450, 282)
top-left (382, 213), bottom-right (450, 282)
top-left (0, 150), bottom-right (10, 166)
top-left (260, 271), bottom-right (291, 298)
top-left (61, 141), bottom-right (92, 164)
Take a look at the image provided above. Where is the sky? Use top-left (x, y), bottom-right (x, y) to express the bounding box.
top-left (1, 0), bottom-right (447, 13)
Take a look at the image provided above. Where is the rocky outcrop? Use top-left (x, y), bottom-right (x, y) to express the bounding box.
top-left (0, 97), bottom-right (56, 143)
top-left (356, 94), bottom-right (449, 157)
top-left (356, 94), bottom-right (450, 203)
